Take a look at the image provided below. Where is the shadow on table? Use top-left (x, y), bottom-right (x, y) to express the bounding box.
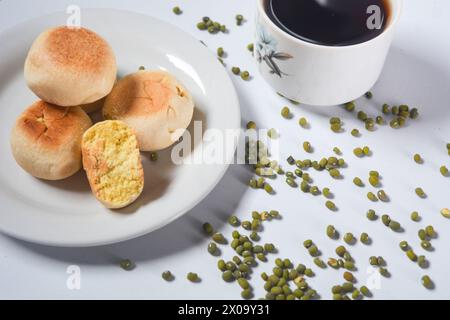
top-left (5, 163), bottom-right (253, 265)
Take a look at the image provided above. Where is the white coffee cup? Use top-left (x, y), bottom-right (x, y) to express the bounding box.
top-left (255, 0), bottom-right (403, 106)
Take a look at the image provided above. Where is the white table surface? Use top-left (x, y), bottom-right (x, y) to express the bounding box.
top-left (0, 0), bottom-right (449, 300)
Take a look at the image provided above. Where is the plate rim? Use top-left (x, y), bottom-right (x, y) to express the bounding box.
top-left (0, 8), bottom-right (241, 247)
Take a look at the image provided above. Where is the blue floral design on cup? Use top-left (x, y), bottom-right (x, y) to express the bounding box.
top-left (255, 24), bottom-right (293, 78)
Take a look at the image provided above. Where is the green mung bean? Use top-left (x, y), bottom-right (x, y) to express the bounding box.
top-left (413, 154), bottom-right (423, 164)
top-left (377, 190), bottom-right (389, 202)
top-left (367, 192), bottom-right (378, 202)
top-left (421, 275), bottom-right (433, 289)
top-left (351, 129), bottom-right (360, 137)
top-left (162, 270), bottom-right (173, 281)
top-left (344, 233), bottom-right (354, 245)
top-left (345, 102), bottom-right (355, 111)
top-left (281, 106), bottom-right (291, 119)
top-left (415, 187), bottom-right (426, 198)
top-left (425, 225), bottom-right (436, 238)
top-left (119, 259), bottom-right (134, 271)
top-left (336, 246), bottom-right (346, 257)
top-left (303, 141), bottom-right (312, 153)
top-left (299, 117), bottom-right (308, 128)
top-left (411, 211), bottom-right (420, 222)
top-left (172, 6), bottom-right (182, 15)
top-left (202, 222), bottom-right (214, 235)
top-left (399, 241), bottom-right (409, 251)
top-left (406, 250), bottom-right (417, 262)
top-left (367, 209), bottom-right (377, 221)
top-left (187, 272), bottom-right (199, 282)
top-left (360, 233), bottom-right (369, 244)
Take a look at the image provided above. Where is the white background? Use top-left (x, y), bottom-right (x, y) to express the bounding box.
top-left (0, 0), bottom-right (449, 300)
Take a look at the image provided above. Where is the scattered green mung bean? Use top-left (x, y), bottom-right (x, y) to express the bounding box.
top-left (232, 67), bottom-right (241, 75)
top-left (299, 117), bottom-right (308, 128)
top-left (247, 43), bottom-right (254, 52)
top-left (325, 200), bottom-right (337, 211)
top-left (418, 255), bottom-right (427, 268)
top-left (389, 220), bottom-right (401, 231)
top-left (353, 177), bottom-right (364, 187)
top-left (379, 267), bottom-right (389, 277)
top-left (381, 214), bottom-right (391, 226)
top-left (172, 6), bottom-right (182, 15)
top-left (425, 225), bottom-right (436, 238)
top-left (119, 259), bottom-right (134, 271)
top-left (304, 268), bottom-right (314, 277)
top-left (228, 215), bottom-right (240, 227)
top-left (344, 233), bottom-right (355, 245)
top-left (344, 101), bottom-right (355, 112)
top-left (303, 141), bottom-right (312, 153)
top-left (367, 192), bottom-right (378, 202)
top-left (411, 211), bottom-right (420, 222)
top-left (413, 154), bottom-right (423, 164)
top-left (377, 190), bottom-right (389, 202)
top-left (415, 187), bottom-right (426, 198)
top-left (336, 246), bottom-right (346, 257)
top-left (161, 270), bottom-right (174, 282)
top-left (376, 116), bottom-right (384, 125)
top-left (264, 243), bottom-right (275, 252)
top-left (351, 129), bottom-right (360, 137)
top-left (236, 14), bottom-right (244, 25)
top-left (308, 245), bottom-right (319, 257)
top-left (440, 166), bottom-right (449, 176)
top-left (353, 147), bottom-right (364, 157)
top-left (360, 286), bottom-right (371, 297)
top-left (421, 275), bottom-right (433, 289)
top-left (313, 257), bottom-right (326, 268)
top-left (241, 289), bottom-right (252, 299)
top-left (421, 240), bottom-right (432, 251)
top-left (281, 106), bottom-right (291, 119)
top-left (343, 271), bottom-right (354, 282)
top-left (212, 232), bottom-right (225, 243)
top-left (360, 233), bottom-right (370, 244)
top-left (187, 272), bottom-right (199, 282)
top-left (365, 91), bottom-right (373, 99)
top-left (326, 225), bottom-right (336, 239)
top-left (208, 242), bottom-right (217, 255)
top-left (369, 256), bottom-right (378, 266)
top-left (406, 250), bottom-right (417, 262)
top-left (367, 209), bottom-right (377, 221)
top-left (328, 258), bottom-right (339, 269)
top-left (441, 208), bottom-right (450, 218)
top-left (418, 229), bottom-right (427, 241)
top-left (267, 128), bottom-right (278, 139)
top-left (237, 277), bottom-right (250, 290)
top-left (264, 183), bottom-right (274, 194)
top-left (202, 222), bottom-right (213, 235)
top-left (240, 70), bottom-right (250, 81)
top-left (369, 175), bottom-right (379, 187)
top-left (222, 270), bottom-right (233, 282)
top-left (399, 241), bottom-right (409, 251)
top-left (217, 47), bottom-right (225, 58)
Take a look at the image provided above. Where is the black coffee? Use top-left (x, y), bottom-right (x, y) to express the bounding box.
top-left (266, 0), bottom-right (390, 46)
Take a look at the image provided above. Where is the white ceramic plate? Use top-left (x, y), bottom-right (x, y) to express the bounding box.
top-left (0, 9), bottom-right (240, 247)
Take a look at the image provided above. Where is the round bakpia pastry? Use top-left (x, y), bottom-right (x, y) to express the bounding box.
top-left (81, 120), bottom-right (144, 209)
top-left (103, 70), bottom-right (194, 151)
top-left (10, 100), bottom-right (92, 180)
top-left (24, 26), bottom-right (117, 106)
